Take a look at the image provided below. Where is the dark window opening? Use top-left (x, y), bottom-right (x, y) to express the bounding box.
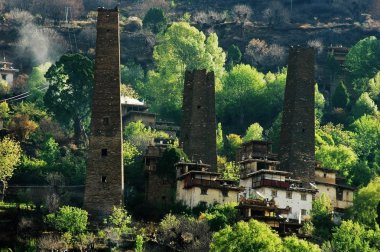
top-left (102, 117), bottom-right (110, 126)
top-left (257, 162), bottom-right (266, 170)
top-left (162, 196), bottom-right (166, 200)
top-left (101, 176), bottom-right (107, 183)
top-left (286, 191), bottom-right (292, 199)
top-left (145, 158), bottom-right (150, 166)
top-left (197, 105), bottom-right (201, 109)
top-left (106, 29), bottom-right (110, 32)
top-left (201, 188), bottom-right (208, 195)
top-left (301, 209), bottom-right (307, 215)
top-left (302, 128), bottom-right (305, 133)
top-left (222, 189), bottom-right (228, 197)
top-left (337, 189), bottom-right (343, 201)
top-left (101, 148), bottom-right (108, 156)
top-left (324, 173), bottom-right (327, 178)
top-left (301, 193), bottom-right (307, 201)
top-left (1, 74), bottom-right (6, 80)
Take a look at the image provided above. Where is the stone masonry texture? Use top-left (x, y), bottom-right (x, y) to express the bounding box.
top-left (181, 70), bottom-right (217, 171)
top-left (279, 47), bottom-right (316, 183)
top-left (84, 7), bottom-right (124, 218)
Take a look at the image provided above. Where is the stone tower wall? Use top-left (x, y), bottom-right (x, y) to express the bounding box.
top-left (279, 48), bottom-right (316, 183)
top-left (181, 70), bottom-right (217, 171)
top-left (84, 8), bottom-right (124, 218)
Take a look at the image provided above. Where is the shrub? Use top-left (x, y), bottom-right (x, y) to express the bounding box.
top-left (45, 206), bottom-right (88, 235)
top-left (143, 8), bottom-right (167, 33)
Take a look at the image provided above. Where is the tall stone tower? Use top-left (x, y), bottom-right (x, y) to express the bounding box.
top-left (84, 7), bottom-right (124, 218)
top-left (181, 69), bottom-right (217, 171)
top-left (279, 47), bottom-right (316, 183)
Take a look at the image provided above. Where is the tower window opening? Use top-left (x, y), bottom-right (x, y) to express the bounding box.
top-left (101, 148), bottom-right (108, 156)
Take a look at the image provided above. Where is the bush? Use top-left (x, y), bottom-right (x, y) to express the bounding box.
top-left (45, 206), bottom-right (88, 235)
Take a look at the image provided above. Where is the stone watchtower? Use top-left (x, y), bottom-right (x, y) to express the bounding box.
top-left (84, 7), bottom-right (124, 218)
top-left (180, 70), bottom-right (217, 171)
top-left (279, 48), bottom-right (316, 183)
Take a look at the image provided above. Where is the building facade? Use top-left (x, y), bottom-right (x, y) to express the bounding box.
top-left (0, 60), bottom-right (19, 86)
top-left (176, 162), bottom-right (242, 208)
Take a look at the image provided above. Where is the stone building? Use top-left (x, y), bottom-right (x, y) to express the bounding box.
top-left (143, 138), bottom-right (176, 206)
top-left (279, 47), bottom-right (316, 183)
top-left (0, 59), bottom-right (19, 86)
top-left (315, 166), bottom-right (354, 211)
top-left (180, 69), bottom-right (217, 171)
top-left (84, 7), bottom-right (124, 218)
top-left (175, 162), bottom-right (243, 208)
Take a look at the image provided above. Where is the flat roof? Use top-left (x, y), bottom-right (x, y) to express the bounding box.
top-left (246, 169), bottom-right (291, 177)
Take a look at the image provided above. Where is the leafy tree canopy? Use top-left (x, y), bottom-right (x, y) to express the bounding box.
top-left (143, 8), bottom-right (168, 34)
top-left (44, 53), bottom-right (94, 146)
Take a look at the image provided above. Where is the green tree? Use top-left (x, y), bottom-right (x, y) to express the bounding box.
top-left (135, 234), bottom-right (144, 252)
top-left (104, 206), bottom-right (132, 237)
top-left (315, 144), bottom-right (358, 177)
top-left (120, 61), bottom-right (144, 87)
top-left (156, 147), bottom-right (188, 183)
top-left (282, 235), bottom-right (321, 252)
top-left (352, 92), bottom-right (378, 119)
top-left (344, 36), bottom-right (380, 94)
top-left (27, 62), bottom-right (51, 107)
top-left (217, 156), bottom-right (239, 180)
top-left (328, 220), bottom-right (377, 252)
top-left (224, 134), bottom-right (243, 161)
top-left (242, 122), bottom-right (263, 143)
top-left (218, 64), bottom-right (265, 131)
top-left (0, 79), bottom-right (10, 97)
top-left (45, 206), bottom-right (88, 235)
top-left (216, 122), bottom-right (224, 154)
top-left (139, 22), bottom-right (225, 122)
top-left (351, 177), bottom-right (380, 227)
top-left (0, 101), bottom-right (9, 120)
top-left (226, 44), bottom-right (242, 70)
top-left (0, 137), bottom-right (21, 199)
top-left (310, 193), bottom-right (334, 240)
top-left (315, 84), bottom-right (326, 121)
top-left (143, 8), bottom-right (168, 34)
top-left (210, 219), bottom-right (282, 252)
top-left (332, 81), bottom-right (350, 108)
top-left (204, 203), bottom-right (238, 232)
top-left (123, 141), bottom-right (141, 167)
top-left (369, 71), bottom-right (380, 105)
top-left (351, 115), bottom-right (380, 161)
top-left (44, 53), bottom-right (94, 146)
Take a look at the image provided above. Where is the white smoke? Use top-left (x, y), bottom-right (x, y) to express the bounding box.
top-left (15, 12), bottom-right (68, 65)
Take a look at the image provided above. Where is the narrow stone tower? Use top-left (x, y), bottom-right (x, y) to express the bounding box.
top-left (84, 7), bottom-right (124, 218)
top-left (279, 47), bottom-right (316, 183)
top-left (181, 69), bottom-right (217, 171)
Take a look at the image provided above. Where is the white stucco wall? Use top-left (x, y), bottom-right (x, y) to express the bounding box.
top-left (176, 180), bottom-right (239, 208)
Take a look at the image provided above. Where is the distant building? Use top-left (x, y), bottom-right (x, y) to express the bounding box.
top-left (328, 46), bottom-right (349, 66)
top-left (315, 166), bottom-right (354, 212)
top-left (238, 141), bottom-right (316, 229)
top-left (121, 96), bottom-right (180, 138)
top-left (175, 161), bottom-right (243, 208)
top-left (121, 96), bottom-right (156, 127)
top-left (236, 140), bottom-right (355, 232)
top-left (0, 59), bottom-right (19, 86)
